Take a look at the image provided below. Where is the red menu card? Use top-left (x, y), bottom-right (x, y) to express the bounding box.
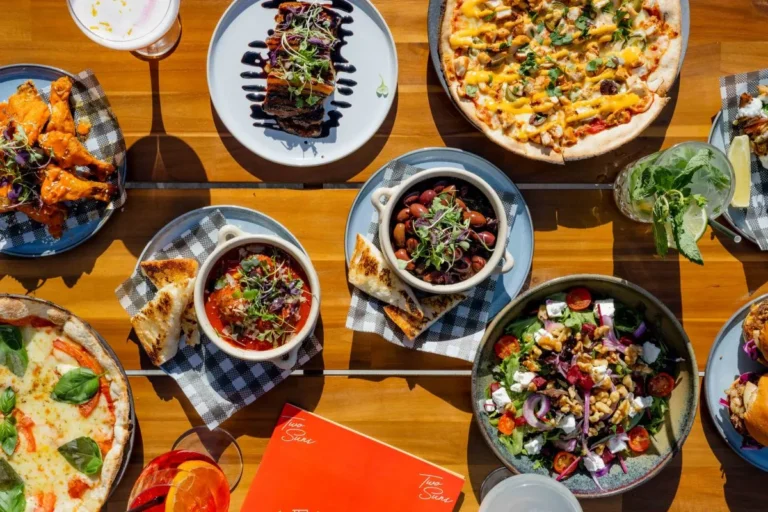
top-left (241, 404), bottom-right (465, 511)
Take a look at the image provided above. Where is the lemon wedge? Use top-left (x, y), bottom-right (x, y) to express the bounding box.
top-left (729, 135), bottom-right (752, 208)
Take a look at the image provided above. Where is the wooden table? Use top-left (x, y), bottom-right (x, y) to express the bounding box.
top-left (2, 0), bottom-right (768, 510)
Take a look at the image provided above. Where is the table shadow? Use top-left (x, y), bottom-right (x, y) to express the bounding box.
top-left (713, 229), bottom-right (768, 295)
top-left (210, 89), bottom-right (398, 184)
top-left (425, 59), bottom-right (678, 184)
top-left (126, 60), bottom-right (209, 183)
top-left (107, 420), bottom-right (146, 511)
top-left (700, 380), bottom-right (768, 511)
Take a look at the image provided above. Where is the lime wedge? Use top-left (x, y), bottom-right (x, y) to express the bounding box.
top-left (729, 135), bottom-right (752, 208)
top-left (665, 202), bottom-right (708, 249)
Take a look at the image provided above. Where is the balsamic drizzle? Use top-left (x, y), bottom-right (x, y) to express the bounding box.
top-left (241, 0), bottom-right (357, 137)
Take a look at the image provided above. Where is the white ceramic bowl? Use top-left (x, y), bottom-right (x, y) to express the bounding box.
top-left (371, 167), bottom-right (514, 294)
top-left (194, 225), bottom-right (321, 368)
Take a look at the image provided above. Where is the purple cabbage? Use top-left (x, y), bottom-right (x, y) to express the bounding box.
top-left (744, 339), bottom-right (759, 361)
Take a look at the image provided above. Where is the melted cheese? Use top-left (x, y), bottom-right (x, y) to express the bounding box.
top-left (464, 71), bottom-right (520, 84)
top-left (449, 24), bottom-right (497, 49)
top-left (566, 93), bottom-right (641, 123)
top-left (589, 24), bottom-right (617, 37)
top-left (1, 327), bottom-right (118, 511)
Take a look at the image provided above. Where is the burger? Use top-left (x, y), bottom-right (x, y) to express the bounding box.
top-left (724, 373), bottom-right (768, 448)
top-left (743, 299), bottom-right (768, 365)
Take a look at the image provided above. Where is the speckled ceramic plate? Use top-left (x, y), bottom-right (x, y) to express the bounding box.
top-left (704, 293), bottom-right (768, 471)
top-left (471, 275), bottom-right (699, 498)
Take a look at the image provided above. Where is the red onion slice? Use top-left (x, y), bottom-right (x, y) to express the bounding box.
top-left (583, 390), bottom-right (590, 435)
top-left (618, 454), bottom-right (628, 474)
top-left (555, 455), bottom-right (582, 482)
top-left (554, 438), bottom-right (577, 452)
top-left (633, 321), bottom-right (647, 339)
top-left (523, 394), bottom-right (554, 431)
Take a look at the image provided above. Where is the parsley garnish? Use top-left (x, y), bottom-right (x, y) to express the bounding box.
top-left (465, 84), bottom-right (478, 98)
top-left (586, 58), bottom-right (603, 73)
top-left (575, 15), bottom-right (592, 38)
top-left (612, 9), bottom-right (632, 45)
top-left (546, 68), bottom-right (563, 97)
top-left (550, 31), bottom-right (574, 46)
top-left (519, 52), bottom-right (538, 76)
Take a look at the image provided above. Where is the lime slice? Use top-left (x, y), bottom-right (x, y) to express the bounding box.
top-left (729, 135), bottom-right (752, 208)
top-left (665, 202), bottom-right (708, 249)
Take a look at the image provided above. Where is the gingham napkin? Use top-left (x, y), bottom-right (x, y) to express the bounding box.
top-left (115, 210), bottom-right (323, 429)
top-left (0, 69), bottom-right (127, 249)
top-left (345, 161), bottom-right (518, 362)
top-left (720, 69), bottom-right (768, 250)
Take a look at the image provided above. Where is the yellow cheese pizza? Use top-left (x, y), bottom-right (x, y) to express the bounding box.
top-left (440, 0), bottom-right (682, 163)
top-left (0, 297), bottom-right (131, 512)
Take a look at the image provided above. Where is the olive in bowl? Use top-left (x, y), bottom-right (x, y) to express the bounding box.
top-left (371, 168), bottom-right (514, 294)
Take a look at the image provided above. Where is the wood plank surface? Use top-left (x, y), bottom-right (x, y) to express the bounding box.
top-left (105, 375), bottom-right (768, 512)
top-left (0, 1), bottom-right (766, 184)
top-left (1, 189), bottom-right (767, 373)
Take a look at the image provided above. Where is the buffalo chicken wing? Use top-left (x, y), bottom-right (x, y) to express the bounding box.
top-left (38, 131), bottom-right (115, 180)
top-left (41, 165), bottom-right (116, 205)
top-left (7, 82), bottom-right (50, 144)
top-left (46, 77), bottom-right (75, 134)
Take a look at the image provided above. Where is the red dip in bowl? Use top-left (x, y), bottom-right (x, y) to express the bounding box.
top-left (204, 244), bottom-right (312, 351)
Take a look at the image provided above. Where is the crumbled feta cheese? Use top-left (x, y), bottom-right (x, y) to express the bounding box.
top-left (558, 414), bottom-right (577, 434)
top-left (584, 453), bottom-right (606, 473)
top-left (510, 383), bottom-right (523, 393)
top-left (546, 301), bottom-right (567, 318)
top-left (496, 7), bottom-right (513, 20)
top-left (524, 435), bottom-right (544, 455)
top-left (608, 436), bottom-right (628, 454)
top-left (56, 363), bottom-right (79, 375)
top-left (738, 97), bottom-right (767, 119)
top-left (533, 328), bottom-right (550, 343)
top-left (641, 342), bottom-right (662, 364)
top-left (513, 371), bottom-right (536, 386)
top-left (492, 387), bottom-right (512, 410)
top-left (593, 299), bottom-right (615, 319)
top-left (483, 399), bottom-right (497, 413)
top-left (629, 395), bottom-right (654, 417)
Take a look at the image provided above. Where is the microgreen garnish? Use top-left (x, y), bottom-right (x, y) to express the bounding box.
top-left (271, 4), bottom-right (338, 108)
top-left (0, 126), bottom-right (50, 209)
top-left (219, 250), bottom-right (307, 346)
top-left (376, 75), bottom-right (389, 97)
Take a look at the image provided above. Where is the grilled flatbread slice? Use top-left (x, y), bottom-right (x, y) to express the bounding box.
top-left (348, 234), bottom-right (423, 319)
top-left (141, 258), bottom-right (200, 346)
top-left (384, 293), bottom-right (467, 340)
top-left (131, 277), bottom-right (194, 366)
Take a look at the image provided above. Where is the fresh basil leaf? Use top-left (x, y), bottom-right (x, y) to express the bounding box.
top-left (0, 485), bottom-right (24, 512)
top-left (58, 437), bottom-right (103, 476)
top-left (51, 368), bottom-right (100, 405)
top-left (0, 422), bottom-right (17, 457)
top-left (0, 389), bottom-right (14, 416)
top-left (0, 327), bottom-right (21, 351)
top-left (0, 459), bottom-right (22, 491)
top-left (0, 346), bottom-right (27, 379)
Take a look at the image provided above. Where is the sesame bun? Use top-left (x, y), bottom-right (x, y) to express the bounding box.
top-left (745, 375), bottom-right (768, 447)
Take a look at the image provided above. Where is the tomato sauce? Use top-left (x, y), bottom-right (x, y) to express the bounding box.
top-left (204, 246), bottom-right (312, 351)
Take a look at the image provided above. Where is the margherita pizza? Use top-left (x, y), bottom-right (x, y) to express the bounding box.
top-left (440, 0), bottom-right (682, 162)
top-left (0, 297), bottom-right (131, 511)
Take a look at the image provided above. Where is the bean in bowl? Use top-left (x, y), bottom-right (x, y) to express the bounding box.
top-left (390, 178), bottom-right (499, 285)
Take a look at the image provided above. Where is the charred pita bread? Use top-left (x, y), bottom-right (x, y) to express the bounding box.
top-left (141, 258), bottom-right (200, 346)
top-left (384, 293), bottom-right (467, 340)
top-left (131, 277), bottom-right (194, 366)
top-left (348, 234), bottom-right (423, 319)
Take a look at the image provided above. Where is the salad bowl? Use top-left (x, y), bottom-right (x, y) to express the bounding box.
top-left (471, 274), bottom-right (699, 498)
top-left (194, 224), bottom-right (321, 369)
top-left (371, 167), bottom-right (514, 295)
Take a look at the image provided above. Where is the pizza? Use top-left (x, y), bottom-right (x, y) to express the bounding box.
top-left (440, 0), bottom-right (683, 163)
top-left (0, 297), bottom-right (131, 511)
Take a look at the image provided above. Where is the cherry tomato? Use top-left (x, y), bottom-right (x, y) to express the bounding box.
top-left (490, 382), bottom-right (501, 393)
top-left (627, 426), bottom-right (651, 453)
top-left (514, 416), bottom-right (527, 427)
top-left (586, 118), bottom-right (607, 135)
top-left (648, 373), bottom-right (675, 397)
top-left (498, 412), bottom-right (516, 436)
top-left (566, 288), bottom-right (592, 311)
top-left (553, 451), bottom-right (578, 476)
top-left (494, 335), bottom-right (521, 359)
top-left (619, 336), bottom-right (634, 346)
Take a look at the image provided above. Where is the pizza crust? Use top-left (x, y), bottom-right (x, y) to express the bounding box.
top-left (438, 0), bottom-right (684, 163)
top-left (562, 94), bottom-right (670, 161)
top-left (0, 296), bottom-right (131, 510)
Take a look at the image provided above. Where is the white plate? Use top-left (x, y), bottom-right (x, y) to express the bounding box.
top-left (208, 0), bottom-right (397, 167)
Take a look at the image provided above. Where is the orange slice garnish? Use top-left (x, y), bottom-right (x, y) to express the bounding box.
top-left (165, 460), bottom-right (230, 512)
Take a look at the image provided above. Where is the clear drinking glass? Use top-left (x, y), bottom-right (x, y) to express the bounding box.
top-left (479, 474), bottom-right (583, 512)
top-left (613, 141), bottom-right (735, 224)
top-left (67, 0), bottom-right (182, 59)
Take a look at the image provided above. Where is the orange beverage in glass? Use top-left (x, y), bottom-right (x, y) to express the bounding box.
top-left (128, 450), bottom-right (230, 512)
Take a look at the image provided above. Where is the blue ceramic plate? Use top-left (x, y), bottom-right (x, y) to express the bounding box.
top-left (708, 112), bottom-right (759, 246)
top-left (472, 275), bottom-right (699, 498)
top-left (0, 64), bottom-right (127, 258)
top-left (137, 205), bottom-right (307, 267)
top-left (344, 147), bottom-right (534, 317)
top-left (704, 293), bottom-right (768, 471)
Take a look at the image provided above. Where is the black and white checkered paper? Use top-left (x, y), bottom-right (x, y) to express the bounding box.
top-left (0, 70), bottom-right (127, 249)
top-left (345, 161), bottom-right (518, 362)
top-left (115, 210), bottom-right (323, 429)
top-left (720, 69), bottom-right (768, 250)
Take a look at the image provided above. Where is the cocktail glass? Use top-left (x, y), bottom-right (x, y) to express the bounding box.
top-left (613, 141), bottom-right (735, 224)
top-left (67, 0), bottom-right (182, 59)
